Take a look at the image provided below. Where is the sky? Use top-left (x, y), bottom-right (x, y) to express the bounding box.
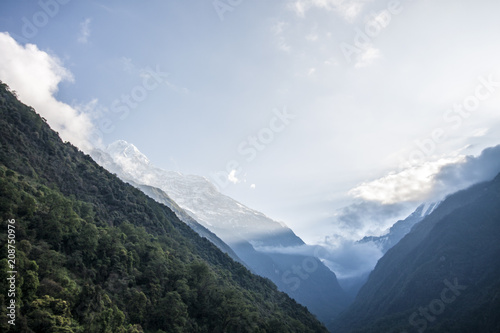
top-left (1, 0), bottom-right (500, 250)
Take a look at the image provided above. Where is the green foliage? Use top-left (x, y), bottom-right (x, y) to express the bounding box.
top-left (27, 295), bottom-right (81, 333)
top-left (0, 82), bottom-right (327, 332)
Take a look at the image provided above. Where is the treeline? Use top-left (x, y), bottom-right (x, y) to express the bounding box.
top-left (0, 82), bottom-right (327, 332)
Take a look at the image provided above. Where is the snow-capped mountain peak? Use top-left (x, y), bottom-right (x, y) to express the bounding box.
top-left (90, 140), bottom-right (303, 247)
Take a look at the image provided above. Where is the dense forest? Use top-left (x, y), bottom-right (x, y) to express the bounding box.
top-left (0, 81), bottom-right (328, 332)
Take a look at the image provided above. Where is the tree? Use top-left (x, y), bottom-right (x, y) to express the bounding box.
top-left (26, 295), bottom-right (81, 333)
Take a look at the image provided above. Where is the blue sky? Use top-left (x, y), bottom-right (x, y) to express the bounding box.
top-left (1, 0), bottom-right (500, 244)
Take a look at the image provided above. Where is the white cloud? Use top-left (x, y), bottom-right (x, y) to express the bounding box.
top-left (250, 184), bottom-right (256, 189)
top-left (78, 18), bottom-right (92, 44)
top-left (354, 44), bottom-right (381, 68)
top-left (0, 32), bottom-right (93, 151)
top-left (271, 20), bottom-right (291, 52)
top-left (349, 145), bottom-right (500, 205)
top-left (289, 0), bottom-right (373, 21)
top-left (289, 1), bottom-right (307, 17)
top-left (470, 128), bottom-right (489, 137)
top-left (228, 169), bottom-right (240, 184)
top-left (349, 156), bottom-right (465, 204)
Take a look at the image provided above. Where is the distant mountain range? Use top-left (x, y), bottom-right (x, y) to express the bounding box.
top-left (90, 140), bottom-right (350, 323)
top-left (330, 172), bottom-right (500, 332)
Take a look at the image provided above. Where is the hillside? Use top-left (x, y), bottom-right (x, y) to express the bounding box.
top-left (131, 180), bottom-right (245, 266)
top-left (91, 140), bottom-right (350, 323)
top-left (330, 172), bottom-right (500, 332)
top-left (0, 81), bottom-right (328, 332)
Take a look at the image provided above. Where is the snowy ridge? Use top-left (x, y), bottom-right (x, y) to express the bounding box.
top-left (90, 140), bottom-right (303, 247)
top-left (358, 201), bottom-right (440, 253)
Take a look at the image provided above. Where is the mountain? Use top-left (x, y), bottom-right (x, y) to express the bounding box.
top-left (92, 141), bottom-right (304, 248)
top-left (358, 202), bottom-right (440, 253)
top-left (130, 179), bottom-right (244, 266)
top-left (0, 81), bottom-right (328, 332)
top-left (337, 203), bottom-right (440, 301)
top-left (90, 141), bottom-right (350, 323)
top-left (330, 172), bottom-right (500, 332)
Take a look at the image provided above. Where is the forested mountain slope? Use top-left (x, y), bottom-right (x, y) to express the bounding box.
top-left (0, 81), bottom-right (327, 333)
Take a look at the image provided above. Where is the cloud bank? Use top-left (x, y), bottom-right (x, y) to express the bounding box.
top-left (0, 32), bottom-right (93, 151)
top-left (350, 145), bottom-right (500, 205)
